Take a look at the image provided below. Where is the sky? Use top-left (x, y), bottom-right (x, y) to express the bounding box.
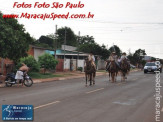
top-left (0, 0), bottom-right (163, 58)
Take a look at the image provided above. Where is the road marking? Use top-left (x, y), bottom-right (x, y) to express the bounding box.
top-left (86, 88), bottom-right (104, 94)
top-left (116, 83), bottom-right (122, 85)
top-left (34, 101), bottom-right (60, 110)
top-left (133, 78), bottom-right (138, 81)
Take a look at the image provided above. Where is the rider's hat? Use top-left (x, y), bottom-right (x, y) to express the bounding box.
top-left (112, 52), bottom-right (116, 54)
top-left (122, 52), bottom-right (126, 55)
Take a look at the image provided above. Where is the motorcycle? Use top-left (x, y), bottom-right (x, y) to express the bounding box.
top-left (5, 72), bottom-right (33, 87)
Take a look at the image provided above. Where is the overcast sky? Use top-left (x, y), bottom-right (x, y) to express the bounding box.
top-left (0, 0), bottom-right (163, 58)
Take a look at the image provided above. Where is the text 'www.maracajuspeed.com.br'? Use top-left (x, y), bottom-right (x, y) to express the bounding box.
top-left (2, 12), bottom-right (94, 20)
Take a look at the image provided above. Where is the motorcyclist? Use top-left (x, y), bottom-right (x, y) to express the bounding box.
top-left (15, 63), bottom-right (29, 86)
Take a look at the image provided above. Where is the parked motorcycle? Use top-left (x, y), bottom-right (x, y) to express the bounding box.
top-left (5, 72), bottom-right (33, 87)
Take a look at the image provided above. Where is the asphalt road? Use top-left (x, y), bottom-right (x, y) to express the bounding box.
top-left (0, 71), bottom-right (163, 122)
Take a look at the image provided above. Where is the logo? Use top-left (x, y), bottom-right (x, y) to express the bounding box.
top-left (2, 105), bottom-right (33, 121)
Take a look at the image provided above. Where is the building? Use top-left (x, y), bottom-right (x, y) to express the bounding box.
top-left (0, 58), bottom-right (14, 75)
top-left (28, 45), bottom-right (90, 72)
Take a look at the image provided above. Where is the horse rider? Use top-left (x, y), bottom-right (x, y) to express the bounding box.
top-left (106, 52), bottom-right (120, 71)
top-left (88, 52), bottom-right (96, 69)
top-left (120, 52), bottom-right (130, 66)
top-left (120, 52), bottom-right (130, 79)
top-left (120, 52), bottom-right (128, 62)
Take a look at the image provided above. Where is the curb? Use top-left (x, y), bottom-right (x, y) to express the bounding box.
top-left (33, 73), bottom-right (106, 84)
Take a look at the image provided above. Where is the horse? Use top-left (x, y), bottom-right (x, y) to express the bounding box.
top-left (84, 59), bottom-right (96, 86)
top-left (106, 61), bottom-right (119, 83)
top-left (120, 59), bottom-right (130, 82)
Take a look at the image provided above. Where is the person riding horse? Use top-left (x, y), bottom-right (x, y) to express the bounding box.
top-left (84, 52), bottom-right (96, 86)
top-left (106, 52), bottom-right (120, 71)
top-left (119, 52), bottom-right (130, 80)
top-left (105, 52), bottom-right (120, 82)
top-left (88, 52), bottom-right (96, 70)
top-left (120, 52), bottom-right (130, 70)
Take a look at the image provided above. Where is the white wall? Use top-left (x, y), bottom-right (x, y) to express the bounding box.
top-left (98, 59), bottom-right (106, 70)
top-left (34, 48), bottom-right (46, 61)
top-left (64, 59), bottom-right (70, 70)
top-left (77, 60), bottom-right (85, 71)
top-left (63, 59), bottom-right (85, 71)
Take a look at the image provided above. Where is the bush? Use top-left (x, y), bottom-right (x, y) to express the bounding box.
top-left (38, 53), bottom-right (58, 74)
top-left (16, 56), bottom-right (40, 72)
top-left (77, 67), bottom-right (83, 72)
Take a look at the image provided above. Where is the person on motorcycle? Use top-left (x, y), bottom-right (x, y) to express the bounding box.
top-left (106, 52), bottom-right (120, 71)
top-left (15, 63), bottom-right (29, 86)
top-left (88, 52), bottom-right (96, 70)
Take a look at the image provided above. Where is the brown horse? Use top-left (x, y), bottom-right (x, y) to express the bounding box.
top-left (84, 59), bottom-right (96, 86)
top-left (107, 61), bottom-right (119, 83)
top-left (120, 59), bottom-right (130, 82)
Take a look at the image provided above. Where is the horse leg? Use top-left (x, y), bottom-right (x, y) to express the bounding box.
top-left (90, 73), bottom-right (92, 86)
top-left (113, 73), bottom-right (115, 83)
top-left (123, 73), bottom-right (125, 81)
top-left (85, 73), bottom-right (87, 86)
top-left (121, 72), bottom-right (123, 82)
top-left (109, 72), bottom-right (111, 81)
top-left (93, 72), bottom-right (95, 85)
top-left (111, 73), bottom-right (114, 83)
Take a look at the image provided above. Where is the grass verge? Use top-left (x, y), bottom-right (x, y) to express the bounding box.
top-left (28, 72), bottom-right (65, 79)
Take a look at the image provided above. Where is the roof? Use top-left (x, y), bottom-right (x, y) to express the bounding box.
top-left (29, 45), bottom-right (54, 51)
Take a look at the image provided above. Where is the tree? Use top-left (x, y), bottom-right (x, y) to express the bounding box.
top-left (128, 49), bottom-right (147, 67)
top-left (78, 43), bottom-right (110, 60)
top-left (78, 35), bottom-right (95, 45)
top-left (38, 53), bottom-right (58, 74)
top-left (56, 27), bottom-right (77, 47)
top-left (0, 12), bottom-right (33, 63)
top-left (127, 53), bottom-right (136, 65)
top-left (16, 56), bottom-right (40, 72)
top-left (38, 36), bottom-right (54, 48)
top-left (133, 49), bottom-right (146, 65)
top-left (108, 45), bottom-right (122, 57)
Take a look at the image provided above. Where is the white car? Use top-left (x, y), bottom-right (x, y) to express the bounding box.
top-left (144, 62), bottom-right (162, 73)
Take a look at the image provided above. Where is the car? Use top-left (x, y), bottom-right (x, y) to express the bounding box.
top-left (144, 62), bottom-right (162, 73)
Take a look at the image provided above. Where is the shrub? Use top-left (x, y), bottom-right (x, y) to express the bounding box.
top-left (38, 53), bottom-right (58, 74)
top-left (16, 56), bottom-right (40, 72)
top-left (77, 67), bottom-right (83, 72)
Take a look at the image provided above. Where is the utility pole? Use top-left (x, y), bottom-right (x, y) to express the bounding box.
top-left (77, 31), bottom-right (80, 70)
top-left (64, 28), bottom-right (66, 71)
top-left (54, 25), bottom-right (57, 59)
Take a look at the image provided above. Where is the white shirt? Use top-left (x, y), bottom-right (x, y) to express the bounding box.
top-left (88, 55), bottom-right (95, 62)
top-left (120, 55), bottom-right (127, 62)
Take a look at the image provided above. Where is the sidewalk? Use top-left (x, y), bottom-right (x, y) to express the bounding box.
top-left (0, 69), bottom-right (141, 87)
